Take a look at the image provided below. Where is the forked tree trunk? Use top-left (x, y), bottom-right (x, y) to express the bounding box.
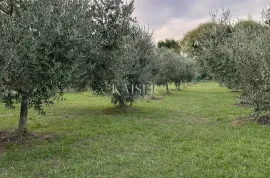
top-left (166, 83), bottom-right (169, 94)
top-left (18, 95), bottom-right (28, 134)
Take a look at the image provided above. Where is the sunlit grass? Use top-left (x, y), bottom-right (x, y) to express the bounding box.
top-left (1, 82), bottom-right (270, 177)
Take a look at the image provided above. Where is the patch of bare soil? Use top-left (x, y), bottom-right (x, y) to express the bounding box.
top-left (233, 115), bottom-right (270, 126)
top-left (256, 116), bottom-right (270, 125)
top-left (0, 131), bottom-right (9, 141)
top-left (233, 116), bottom-right (255, 127)
top-left (0, 131), bottom-right (9, 153)
top-left (0, 130), bottom-right (55, 154)
top-left (232, 119), bottom-right (247, 127)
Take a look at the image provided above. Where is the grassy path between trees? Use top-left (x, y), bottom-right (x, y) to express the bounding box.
top-left (1, 82), bottom-right (270, 177)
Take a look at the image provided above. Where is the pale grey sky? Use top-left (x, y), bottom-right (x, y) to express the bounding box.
top-left (130, 0), bottom-right (269, 41)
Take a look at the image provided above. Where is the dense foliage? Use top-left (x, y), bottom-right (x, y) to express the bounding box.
top-left (72, 0), bottom-right (136, 94)
top-left (196, 8), bottom-right (270, 114)
top-left (0, 0), bottom-right (97, 132)
top-left (109, 25), bottom-right (155, 106)
top-left (181, 22), bottom-right (216, 58)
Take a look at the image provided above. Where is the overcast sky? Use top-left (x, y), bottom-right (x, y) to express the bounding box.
top-left (130, 0), bottom-right (269, 42)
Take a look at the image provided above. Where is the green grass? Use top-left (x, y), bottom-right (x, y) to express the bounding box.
top-left (1, 81), bottom-right (270, 177)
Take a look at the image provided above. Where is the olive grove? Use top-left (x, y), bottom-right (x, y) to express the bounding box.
top-left (0, 0), bottom-right (197, 135)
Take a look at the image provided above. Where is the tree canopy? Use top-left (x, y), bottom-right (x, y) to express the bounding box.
top-left (180, 22), bottom-right (216, 57)
top-left (197, 8), bottom-right (270, 114)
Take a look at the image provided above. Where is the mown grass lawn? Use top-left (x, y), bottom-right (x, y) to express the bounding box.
top-left (1, 81), bottom-right (270, 177)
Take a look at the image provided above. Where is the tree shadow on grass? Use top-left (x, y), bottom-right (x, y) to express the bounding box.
top-left (230, 90), bottom-right (241, 93)
top-left (51, 103), bottom-right (168, 118)
top-left (102, 106), bottom-right (141, 115)
top-left (160, 92), bottom-right (173, 96)
top-left (170, 89), bottom-right (182, 91)
top-left (234, 103), bottom-right (253, 108)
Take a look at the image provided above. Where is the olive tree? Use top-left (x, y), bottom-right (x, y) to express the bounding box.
top-left (109, 25), bottom-right (155, 107)
top-left (195, 10), bottom-right (243, 90)
top-left (154, 48), bottom-right (177, 93)
top-left (72, 0), bottom-right (156, 107)
top-left (228, 21), bottom-right (270, 113)
top-left (0, 0), bottom-right (96, 134)
top-left (154, 47), bottom-right (195, 93)
top-left (171, 56), bottom-right (196, 90)
top-left (183, 58), bottom-right (196, 84)
top-left (72, 0), bottom-right (136, 94)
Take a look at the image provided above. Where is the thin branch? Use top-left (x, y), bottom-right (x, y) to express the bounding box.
top-left (9, 0), bottom-right (14, 16)
top-left (0, 5), bottom-right (10, 15)
top-left (0, 0), bottom-right (19, 16)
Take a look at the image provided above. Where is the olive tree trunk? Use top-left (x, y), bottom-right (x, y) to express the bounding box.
top-left (118, 98), bottom-right (128, 108)
top-left (166, 83), bottom-right (170, 94)
top-left (177, 82), bottom-right (181, 90)
top-left (18, 95), bottom-right (28, 133)
top-left (151, 83), bottom-right (155, 98)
